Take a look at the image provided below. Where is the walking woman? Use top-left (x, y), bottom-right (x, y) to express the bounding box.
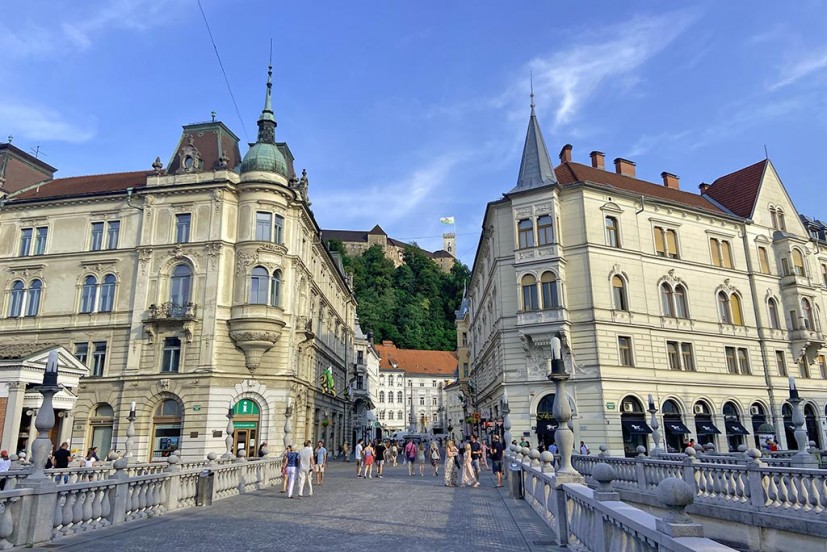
top-left (479, 439), bottom-right (489, 470)
top-left (443, 440), bottom-right (459, 486)
top-left (461, 443), bottom-right (479, 487)
top-left (416, 442), bottom-right (426, 476)
top-left (429, 441), bottom-right (441, 476)
top-left (363, 441), bottom-right (375, 478)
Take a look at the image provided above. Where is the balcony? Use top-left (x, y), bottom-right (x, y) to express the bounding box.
top-left (517, 307), bottom-right (567, 327)
top-left (227, 304), bottom-right (286, 374)
top-left (143, 302), bottom-right (197, 343)
top-left (791, 327), bottom-right (824, 346)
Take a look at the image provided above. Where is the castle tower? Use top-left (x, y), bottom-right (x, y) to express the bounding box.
top-left (443, 233), bottom-right (456, 257)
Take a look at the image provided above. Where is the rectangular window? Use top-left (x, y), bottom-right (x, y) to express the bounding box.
top-left (537, 215), bottom-right (553, 245)
top-left (107, 221), bottom-right (120, 249)
top-left (737, 348), bottom-right (750, 375)
top-left (800, 358), bottom-right (810, 379)
top-left (680, 343), bottom-right (695, 371)
top-left (462, 332), bottom-right (468, 347)
top-left (255, 212), bottom-right (272, 241)
top-left (518, 219), bottom-right (534, 249)
top-left (653, 227), bottom-right (679, 258)
top-left (357, 350), bottom-right (364, 364)
top-left (432, 397), bottom-right (437, 406)
top-left (419, 382), bottom-right (424, 387)
top-left (162, 337), bottom-right (181, 373)
top-left (776, 350), bottom-right (787, 377)
top-left (725, 347), bottom-right (738, 374)
top-left (74, 342), bottom-right (89, 366)
top-left (91, 341), bottom-right (107, 377)
top-left (618, 336), bottom-right (634, 367)
top-left (720, 241), bottom-right (733, 268)
top-left (419, 396), bottom-right (425, 406)
top-left (19, 228), bottom-right (32, 256)
top-left (275, 215), bottom-right (284, 244)
top-left (818, 355), bottom-right (826, 379)
top-left (822, 264), bottom-right (827, 287)
top-left (522, 283), bottom-right (539, 311)
top-left (90, 222), bottom-right (104, 251)
top-left (605, 216), bottom-right (620, 248)
top-left (758, 247), bottom-right (770, 274)
top-left (175, 213), bottom-right (191, 244)
top-left (432, 380), bottom-right (436, 387)
top-left (710, 238), bottom-right (733, 268)
top-left (781, 258), bottom-right (790, 276)
top-left (667, 341), bottom-right (681, 370)
top-left (463, 363), bottom-right (469, 377)
top-left (33, 227), bottom-right (48, 255)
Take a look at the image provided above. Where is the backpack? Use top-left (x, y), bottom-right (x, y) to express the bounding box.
top-left (431, 449), bottom-right (439, 460)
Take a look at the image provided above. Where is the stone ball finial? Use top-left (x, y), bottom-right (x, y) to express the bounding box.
top-left (746, 448), bottom-right (763, 465)
top-left (703, 443), bottom-right (715, 452)
top-left (530, 449), bottom-right (540, 461)
top-left (636, 445), bottom-right (647, 457)
top-left (107, 450), bottom-right (120, 462)
top-left (207, 452), bottom-right (217, 461)
top-left (656, 477), bottom-right (696, 526)
top-left (737, 444), bottom-right (747, 453)
top-left (8, 454), bottom-right (17, 462)
top-left (598, 444), bottom-right (608, 456)
top-left (684, 446), bottom-right (695, 456)
top-left (113, 457), bottom-right (129, 470)
top-left (540, 451), bottom-right (554, 464)
top-left (17, 452), bottom-right (26, 460)
top-left (521, 446), bottom-right (531, 457)
top-left (167, 453), bottom-right (180, 465)
top-left (592, 462), bottom-right (617, 486)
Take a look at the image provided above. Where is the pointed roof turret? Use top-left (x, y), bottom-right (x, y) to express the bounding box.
top-left (240, 64), bottom-right (288, 176)
top-left (509, 88), bottom-right (558, 193)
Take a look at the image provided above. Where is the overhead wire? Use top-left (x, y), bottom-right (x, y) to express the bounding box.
top-left (196, 0), bottom-right (249, 142)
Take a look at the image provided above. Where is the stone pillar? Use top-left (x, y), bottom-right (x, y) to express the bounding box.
top-left (1, 382), bottom-right (25, 453)
top-left (24, 408), bottom-right (37, 459)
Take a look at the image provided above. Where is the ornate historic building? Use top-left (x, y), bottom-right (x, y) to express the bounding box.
top-left (0, 67), bottom-right (357, 460)
top-left (468, 95), bottom-right (827, 456)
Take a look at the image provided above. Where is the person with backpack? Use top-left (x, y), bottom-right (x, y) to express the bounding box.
top-left (404, 439), bottom-right (417, 476)
top-left (429, 441), bottom-right (441, 476)
top-left (579, 441), bottom-right (590, 455)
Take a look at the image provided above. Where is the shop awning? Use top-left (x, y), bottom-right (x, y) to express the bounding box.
top-left (622, 420), bottom-right (653, 435)
top-left (695, 422), bottom-right (722, 435)
top-left (725, 420), bottom-right (750, 435)
top-left (664, 421), bottom-right (692, 434)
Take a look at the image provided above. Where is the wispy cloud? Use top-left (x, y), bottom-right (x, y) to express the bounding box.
top-left (768, 48), bottom-right (827, 90)
top-left (522, 10), bottom-right (700, 128)
top-left (0, 101), bottom-right (97, 144)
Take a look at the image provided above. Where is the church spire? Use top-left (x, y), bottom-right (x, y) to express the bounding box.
top-left (509, 85), bottom-right (558, 193)
top-left (255, 64), bottom-right (277, 144)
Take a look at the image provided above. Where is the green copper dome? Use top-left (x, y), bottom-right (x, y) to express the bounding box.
top-left (240, 64), bottom-right (287, 176)
top-left (240, 142), bottom-right (287, 175)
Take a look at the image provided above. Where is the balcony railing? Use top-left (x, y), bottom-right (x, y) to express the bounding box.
top-left (143, 302), bottom-right (197, 322)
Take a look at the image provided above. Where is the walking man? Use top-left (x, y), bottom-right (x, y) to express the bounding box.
top-left (297, 440), bottom-right (315, 498)
top-left (579, 441), bottom-right (590, 455)
top-left (489, 435), bottom-right (504, 487)
top-left (355, 439), bottom-right (364, 477)
top-left (375, 439), bottom-right (386, 478)
top-left (285, 445), bottom-right (300, 498)
top-left (469, 434), bottom-right (482, 481)
top-left (404, 439), bottom-right (417, 476)
top-left (314, 440), bottom-right (327, 485)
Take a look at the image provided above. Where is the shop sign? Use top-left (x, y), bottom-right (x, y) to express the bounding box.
top-left (605, 402), bottom-right (616, 410)
top-left (192, 405), bottom-right (202, 412)
top-left (233, 421), bottom-right (257, 429)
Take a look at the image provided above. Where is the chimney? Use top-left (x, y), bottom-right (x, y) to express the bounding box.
top-left (661, 172), bottom-right (680, 190)
top-left (590, 151), bottom-right (605, 170)
top-left (698, 183), bottom-right (710, 194)
top-left (558, 144), bottom-right (573, 164)
top-left (613, 157), bottom-right (636, 177)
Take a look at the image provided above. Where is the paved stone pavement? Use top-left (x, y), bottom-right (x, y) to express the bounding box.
top-left (34, 460), bottom-right (564, 552)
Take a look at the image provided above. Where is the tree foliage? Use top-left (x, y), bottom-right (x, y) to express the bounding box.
top-left (329, 241), bottom-right (469, 350)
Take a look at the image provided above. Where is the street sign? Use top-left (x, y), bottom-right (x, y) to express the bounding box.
top-left (605, 402), bottom-right (616, 410)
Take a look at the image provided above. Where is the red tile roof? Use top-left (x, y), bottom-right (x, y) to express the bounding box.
top-left (12, 171), bottom-right (153, 201)
top-left (703, 160), bottom-right (768, 218)
top-left (554, 161), bottom-right (725, 214)
top-left (375, 341), bottom-right (457, 377)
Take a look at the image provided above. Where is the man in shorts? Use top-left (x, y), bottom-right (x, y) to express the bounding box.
top-left (404, 439), bottom-right (417, 476)
top-left (314, 440), bottom-right (327, 485)
top-left (355, 439), bottom-right (364, 477)
top-left (374, 440), bottom-right (386, 478)
top-left (489, 435), bottom-right (505, 487)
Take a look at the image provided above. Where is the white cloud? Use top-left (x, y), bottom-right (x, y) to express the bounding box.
top-left (769, 48), bottom-right (827, 90)
top-left (0, 101), bottom-right (96, 144)
top-left (522, 10), bottom-right (700, 128)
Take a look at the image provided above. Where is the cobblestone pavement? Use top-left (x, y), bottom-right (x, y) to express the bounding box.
top-left (35, 460), bottom-right (563, 552)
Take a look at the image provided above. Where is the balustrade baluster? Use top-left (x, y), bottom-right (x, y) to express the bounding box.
top-left (0, 497), bottom-right (17, 548)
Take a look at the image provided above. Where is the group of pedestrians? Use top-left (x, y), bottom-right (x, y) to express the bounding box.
top-left (442, 434), bottom-right (504, 488)
top-left (281, 440), bottom-right (328, 498)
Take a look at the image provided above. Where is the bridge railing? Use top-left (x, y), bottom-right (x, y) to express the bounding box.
top-left (0, 453), bottom-right (283, 548)
top-left (508, 446), bottom-right (738, 551)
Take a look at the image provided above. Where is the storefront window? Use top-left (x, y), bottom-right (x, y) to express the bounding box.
top-left (152, 399), bottom-right (183, 459)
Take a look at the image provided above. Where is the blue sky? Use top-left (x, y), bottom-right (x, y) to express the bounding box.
top-left (3, 1), bottom-right (827, 266)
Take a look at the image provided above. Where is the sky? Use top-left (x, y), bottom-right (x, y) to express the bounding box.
top-left (2, 1), bottom-right (827, 267)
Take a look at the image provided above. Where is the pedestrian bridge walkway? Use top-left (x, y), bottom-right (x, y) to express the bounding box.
top-left (31, 462), bottom-right (562, 552)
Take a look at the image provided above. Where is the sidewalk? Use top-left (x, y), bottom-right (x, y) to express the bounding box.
top-left (34, 461), bottom-right (563, 551)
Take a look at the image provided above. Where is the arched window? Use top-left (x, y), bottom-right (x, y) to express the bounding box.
top-left (612, 276), bottom-right (628, 311)
top-left (802, 298), bottom-right (815, 330)
top-left (89, 403), bottom-right (115, 458)
top-left (540, 272), bottom-right (558, 309)
top-left (170, 264), bottom-right (192, 306)
top-left (270, 270), bottom-right (282, 307)
top-left (718, 291), bottom-right (731, 324)
top-left (397, 391), bottom-right (403, 402)
top-left (250, 266), bottom-right (269, 304)
top-left (99, 274), bottom-right (116, 312)
top-left (152, 399), bottom-right (183, 459)
top-left (379, 391), bottom-right (385, 402)
top-left (777, 209), bottom-right (786, 232)
top-left (792, 249), bottom-right (805, 276)
top-left (730, 294), bottom-right (744, 326)
top-left (379, 375), bottom-right (385, 386)
top-left (605, 216), bottom-right (620, 247)
top-left (396, 375), bottom-right (402, 386)
top-left (521, 274), bottom-right (538, 311)
top-left (398, 410), bottom-right (403, 420)
top-left (674, 285), bottom-right (688, 319)
top-left (768, 298), bottom-right (780, 329)
top-left (388, 411), bottom-right (394, 420)
top-left (8, 280), bottom-right (24, 317)
top-left (661, 283), bottom-right (675, 317)
top-left (80, 275), bottom-right (97, 313)
top-left (387, 391), bottom-right (394, 403)
top-left (26, 279), bottom-right (42, 316)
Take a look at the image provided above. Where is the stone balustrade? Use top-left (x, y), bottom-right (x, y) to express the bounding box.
top-left (511, 445), bottom-right (737, 551)
top-left (0, 455), bottom-right (283, 548)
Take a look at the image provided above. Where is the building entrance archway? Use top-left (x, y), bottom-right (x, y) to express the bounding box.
top-left (232, 399), bottom-right (261, 458)
top-left (620, 396), bottom-right (651, 457)
top-left (534, 393), bottom-right (558, 450)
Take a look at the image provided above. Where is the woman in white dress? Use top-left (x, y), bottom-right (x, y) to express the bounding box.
top-left (461, 443), bottom-right (479, 487)
top-left (443, 440), bottom-right (458, 487)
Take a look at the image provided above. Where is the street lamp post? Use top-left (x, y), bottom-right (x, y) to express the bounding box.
top-left (29, 351), bottom-right (61, 480)
top-left (788, 377), bottom-right (817, 467)
top-left (547, 333), bottom-right (580, 478)
top-left (223, 404), bottom-right (235, 459)
top-left (648, 394), bottom-right (663, 456)
top-left (124, 401), bottom-right (137, 463)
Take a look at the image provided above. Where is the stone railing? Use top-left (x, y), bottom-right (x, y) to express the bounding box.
top-left (507, 446), bottom-right (737, 551)
top-left (0, 453), bottom-right (282, 548)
